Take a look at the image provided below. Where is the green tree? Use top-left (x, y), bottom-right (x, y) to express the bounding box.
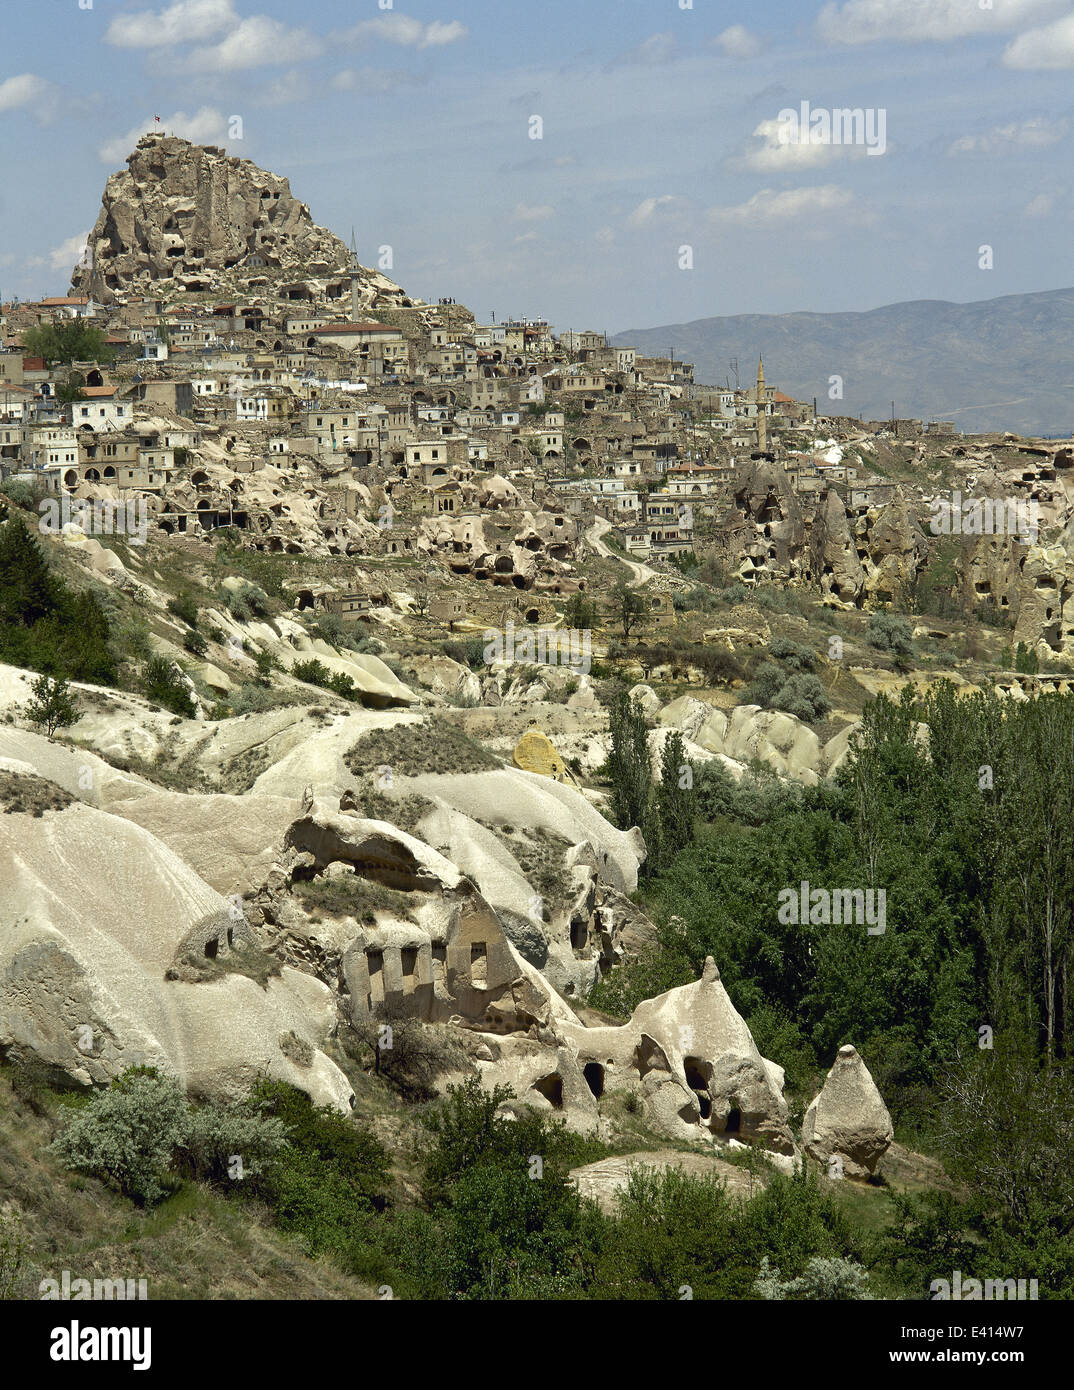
top-left (564, 591), bottom-right (597, 629)
top-left (25, 673), bottom-right (78, 738)
top-left (656, 730), bottom-right (695, 866)
top-left (55, 373), bottom-right (86, 404)
top-left (609, 581), bottom-right (646, 639)
top-left (23, 320), bottom-right (111, 367)
top-left (607, 691), bottom-right (654, 836)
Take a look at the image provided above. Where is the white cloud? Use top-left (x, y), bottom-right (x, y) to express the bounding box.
top-left (332, 68), bottom-right (427, 93)
top-left (106, 0), bottom-right (238, 48)
top-left (513, 203), bottom-right (555, 222)
top-left (817, 0), bottom-right (1064, 45)
top-left (48, 233), bottom-right (91, 274)
top-left (627, 195), bottom-right (681, 227)
top-left (344, 14), bottom-right (468, 49)
top-left (423, 20), bottom-right (468, 47)
top-left (187, 15), bottom-right (323, 71)
top-left (948, 115), bottom-right (1068, 154)
top-left (98, 106), bottom-right (229, 163)
top-left (738, 117), bottom-right (847, 171)
top-left (707, 185), bottom-right (858, 226)
top-left (610, 32), bottom-right (678, 67)
top-left (0, 73), bottom-right (51, 114)
top-left (714, 25), bottom-right (763, 59)
top-left (1004, 13), bottom-right (1074, 66)
top-left (1024, 193), bottom-right (1055, 217)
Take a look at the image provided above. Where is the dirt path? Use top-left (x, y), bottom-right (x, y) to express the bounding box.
top-left (585, 518), bottom-right (659, 588)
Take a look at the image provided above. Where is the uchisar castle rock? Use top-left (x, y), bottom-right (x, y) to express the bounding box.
top-left (4, 130), bottom-right (1074, 1215)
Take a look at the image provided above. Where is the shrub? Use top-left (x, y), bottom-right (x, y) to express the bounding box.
top-left (245, 1081), bottom-right (390, 1254)
top-left (755, 1255), bottom-right (872, 1300)
top-left (746, 641), bottom-right (831, 723)
top-left (767, 637), bottom-right (815, 671)
top-left (50, 1067), bottom-right (294, 1206)
top-left (291, 657), bottom-right (333, 689)
top-left (141, 655), bottom-right (196, 717)
top-left (49, 1069), bottom-right (191, 1206)
top-left (183, 630), bottom-right (208, 657)
top-left (772, 673), bottom-right (832, 722)
top-left (230, 683), bottom-right (274, 714)
top-left (443, 636), bottom-right (487, 670)
top-left (866, 612), bottom-right (914, 660)
top-left (312, 613), bottom-right (347, 645)
top-left (0, 478), bottom-right (36, 509)
top-left (224, 590), bottom-right (252, 621)
top-left (180, 1100), bottom-right (290, 1187)
top-left (166, 594), bottom-right (199, 629)
top-left (238, 582), bottom-right (270, 617)
top-left (328, 671), bottom-right (358, 701)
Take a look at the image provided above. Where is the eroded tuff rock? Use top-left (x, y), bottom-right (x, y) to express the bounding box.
top-left (71, 133), bottom-right (409, 307)
top-left (560, 956), bottom-right (795, 1154)
top-left (802, 1043), bottom-right (893, 1178)
top-left (0, 774), bottom-right (352, 1109)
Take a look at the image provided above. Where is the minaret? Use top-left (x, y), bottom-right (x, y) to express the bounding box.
top-left (756, 355), bottom-right (767, 451)
top-left (349, 228), bottom-right (361, 322)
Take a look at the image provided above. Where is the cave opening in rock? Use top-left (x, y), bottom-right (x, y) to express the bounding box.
top-left (725, 1106), bottom-right (741, 1133)
top-left (534, 1073), bottom-right (564, 1109)
top-left (583, 1062), bottom-right (604, 1099)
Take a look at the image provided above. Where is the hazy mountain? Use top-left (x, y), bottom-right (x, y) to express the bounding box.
top-left (613, 287), bottom-right (1074, 438)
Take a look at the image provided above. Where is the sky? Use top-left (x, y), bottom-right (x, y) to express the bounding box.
top-left (1, 0), bottom-right (1073, 333)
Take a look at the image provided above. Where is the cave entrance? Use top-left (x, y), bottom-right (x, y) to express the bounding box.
top-left (684, 1057), bottom-right (713, 1120)
top-left (534, 1073), bottom-right (564, 1109)
top-left (583, 1062), bottom-right (605, 1099)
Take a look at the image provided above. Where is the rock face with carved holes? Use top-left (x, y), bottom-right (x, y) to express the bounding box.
top-left (558, 956), bottom-right (795, 1154)
top-left (801, 1044), bottom-right (893, 1178)
top-left (72, 132), bottom-right (411, 309)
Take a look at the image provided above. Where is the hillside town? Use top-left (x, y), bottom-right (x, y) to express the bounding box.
top-left (3, 128), bottom-right (1074, 1317)
top-left (3, 134), bottom-right (1072, 669)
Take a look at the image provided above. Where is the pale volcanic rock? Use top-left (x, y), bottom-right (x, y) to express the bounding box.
top-left (0, 789), bottom-right (351, 1109)
top-left (802, 1043), bottom-right (894, 1178)
top-left (71, 132), bottom-right (410, 308)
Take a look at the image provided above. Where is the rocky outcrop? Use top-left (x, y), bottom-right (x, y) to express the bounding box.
top-left (560, 957), bottom-right (795, 1154)
top-left (802, 1044), bottom-right (893, 1177)
top-left (810, 488), bottom-right (866, 606)
top-left (72, 133), bottom-right (408, 307)
top-left (0, 773), bottom-right (352, 1109)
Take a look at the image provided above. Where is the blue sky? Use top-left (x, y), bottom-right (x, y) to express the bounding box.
top-left (2, 0), bottom-right (1073, 332)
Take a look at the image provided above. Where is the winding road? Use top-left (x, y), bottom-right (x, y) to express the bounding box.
top-left (585, 518), bottom-right (659, 588)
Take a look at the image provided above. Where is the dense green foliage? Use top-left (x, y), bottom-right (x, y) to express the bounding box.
top-left (50, 1069), bottom-right (289, 1206)
top-left (0, 514), bottom-right (116, 683)
top-left (141, 654), bottom-right (197, 717)
top-left (746, 638), bottom-right (832, 722)
top-left (22, 320), bottom-right (111, 367)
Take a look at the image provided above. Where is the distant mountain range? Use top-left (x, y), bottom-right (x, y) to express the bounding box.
top-left (612, 287), bottom-right (1074, 438)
